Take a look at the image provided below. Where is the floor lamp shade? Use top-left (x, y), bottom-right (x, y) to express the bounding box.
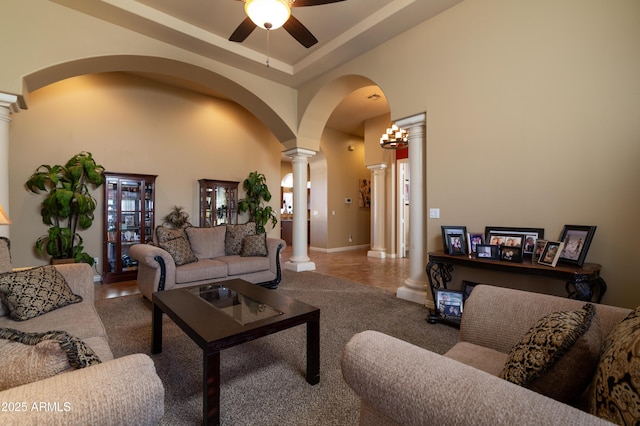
top-left (0, 204), bottom-right (11, 225)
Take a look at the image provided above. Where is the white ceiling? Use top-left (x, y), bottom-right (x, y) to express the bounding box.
top-left (53, 0), bottom-right (462, 136)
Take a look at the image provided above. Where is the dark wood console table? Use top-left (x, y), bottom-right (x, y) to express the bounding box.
top-left (426, 250), bottom-right (606, 324)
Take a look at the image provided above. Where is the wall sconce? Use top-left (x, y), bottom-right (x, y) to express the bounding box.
top-left (380, 124), bottom-right (408, 149)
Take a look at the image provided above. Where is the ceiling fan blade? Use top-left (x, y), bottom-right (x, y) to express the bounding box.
top-left (283, 15), bottom-right (318, 48)
top-left (292, 0), bottom-right (346, 7)
top-left (229, 17), bottom-right (257, 42)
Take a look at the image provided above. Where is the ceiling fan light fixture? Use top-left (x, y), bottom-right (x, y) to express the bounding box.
top-left (245, 0), bottom-right (292, 31)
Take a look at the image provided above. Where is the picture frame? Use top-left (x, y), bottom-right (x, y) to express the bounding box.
top-left (558, 225), bottom-right (597, 267)
top-left (441, 226), bottom-right (468, 255)
top-left (467, 232), bottom-right (484, 254)
top-left (435, 289), bottom-right (464, 319)
top-left (484, 227), bottom-right (544, 256)
top-left (447, 234), bottom-right (465, 255)
top-left (475, 244), bottom-right (500, 260)
top-left (532, 239), bottom-right (547, 263)
top-left (500, 246), bottom-right (523, 263)
top-left (462, 281), bottom-right (479, 302)
top-left (538, 241), bottom-right (565, 267)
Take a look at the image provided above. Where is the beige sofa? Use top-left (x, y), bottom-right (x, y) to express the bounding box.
top-left (342, 284), bottom-right (635, 425)
top-left (130, 225), bottom-right (286, 300)
top-left (0, 238), bottom-right (164, 425)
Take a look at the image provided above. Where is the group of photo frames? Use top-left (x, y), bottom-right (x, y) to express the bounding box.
top-left (441, 225), bottom-right (597, 268)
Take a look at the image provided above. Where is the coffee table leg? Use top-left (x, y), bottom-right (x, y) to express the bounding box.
top-left (204, 350), bottom-right (221, 425)
top-left (306, 315), bottom-right (320, 385)
top-left (151, 302), bottom-right (163, 354)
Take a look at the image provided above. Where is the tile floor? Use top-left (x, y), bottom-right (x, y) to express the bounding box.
top-left (94, 246), bottom-right (410, 300)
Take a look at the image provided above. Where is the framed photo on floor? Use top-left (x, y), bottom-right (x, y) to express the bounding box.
top-left (435, 289), bottom-right (464, 319)
top-left (558, 225), bottom-right (597, 267)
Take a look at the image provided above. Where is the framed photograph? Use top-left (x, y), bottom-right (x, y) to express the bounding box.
top-left (441, 226), bottom-right (468, 255)
top-left (538, 241), bottom-right (565, 267)
top-left (532, 239), bottom-right (547, 263)
top-left (462, 281), bottom-right (479, 302)
top-left (467, 233), bottom-right (484, 254)
top-left (558, 225), bottom-right (597, 267)
top-left (475, 244), bottom-right (500, 260)
top-left (485, 227), bottom-right (544, 255)
top-left (435, 289), bottom-right (464, 319)
top-left (500, 246), bottom-right (523, 263)
top-left (447, 234), bottom-right (465, 255)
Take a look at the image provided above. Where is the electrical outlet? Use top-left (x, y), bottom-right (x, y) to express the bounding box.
top-left (93, 257), bottom-right (99, 265)
top-left (348, 234), bottom-right (353, 243)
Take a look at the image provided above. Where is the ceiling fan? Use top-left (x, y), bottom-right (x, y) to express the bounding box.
top-left (229, 0), bottom-right (347, 49)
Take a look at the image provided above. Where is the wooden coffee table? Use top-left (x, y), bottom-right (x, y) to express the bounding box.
top-left (151, 279), bottom-right (320, 425)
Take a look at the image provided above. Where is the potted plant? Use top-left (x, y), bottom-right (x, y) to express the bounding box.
top-left (238, 171), bottom-right (277, 234)
top-left (162, 205), bottom-right (192, 229)
top-left (25, 152), bottom-right (105, 264)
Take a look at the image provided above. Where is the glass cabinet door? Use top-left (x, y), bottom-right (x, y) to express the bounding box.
top-left (199, 179), bottom-right (239, 227)
top-left (103, 173), bottom-right (156, 283)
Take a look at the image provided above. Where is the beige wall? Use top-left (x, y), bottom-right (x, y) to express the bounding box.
top-left (298, 0), bottom-right (640, 308)
top-left (9, 72), bottom-right (283, 273)
top-left (318, 128), bottom-right (370, 250)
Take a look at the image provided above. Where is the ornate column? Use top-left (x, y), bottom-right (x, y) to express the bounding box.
top-left (395, 113), bottom-right (428, 304)
top-left (283, 148), bottom-right (316, 272)
top-left (0, 93), bottom-right (19, 239)
top-left (367, 164), bottom-right (387, 258)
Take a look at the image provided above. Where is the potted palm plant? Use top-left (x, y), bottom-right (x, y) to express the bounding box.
top-left (25, 151), bottom-right (105, 264)
top-left (238, 171), bottom-right (277, 234)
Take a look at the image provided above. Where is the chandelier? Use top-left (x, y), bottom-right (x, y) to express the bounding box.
top-left (245, 0), bottom-right (292, 30)
top-left (380, 124), bottom-right (408, 149)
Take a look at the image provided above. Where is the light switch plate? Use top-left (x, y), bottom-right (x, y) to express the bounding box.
top-left (429, 208), bottom-right (440, 219)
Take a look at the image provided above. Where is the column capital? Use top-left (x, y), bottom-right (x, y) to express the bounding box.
top-left (283, 147), bottom-right (317, 159)
top-left (0, 93), bottom-right (20, 114)
top-left (395, 112), bottom-right (426, 130)
top-left (367, 163), bottom-right (387, 172)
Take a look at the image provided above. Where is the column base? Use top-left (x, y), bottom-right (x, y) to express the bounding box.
top-left (284, 261), bottom-right (316, 272)
top-left (367, 250), bottom-right (386, 258)
top-left (396, 285), bottom-right (428, 305)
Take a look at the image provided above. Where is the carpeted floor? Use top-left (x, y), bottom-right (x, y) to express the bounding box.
top-left (95, 270), bottom-right (459, 425)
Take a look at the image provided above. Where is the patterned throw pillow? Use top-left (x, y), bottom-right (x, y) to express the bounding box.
top-left (225, 222), bottom-right (257, 255)
top-left (0, 327), bottom-right (101, 391)
top-left (156, 226), bottom-right (186, 243)
top-left (240, 233), bottom-right (268, 257)
top-left (0, 266), bottom-right (83, 321)
top-left (500, 303), bottom-right (601, 402)
top-left (590, 307), bottom-right (640, 424)
top-left (159, 236), bottom-right (198, 266)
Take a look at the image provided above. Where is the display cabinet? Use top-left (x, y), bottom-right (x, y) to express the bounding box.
top-left (198, 179), bottom-right (239, 227)
top-left (103, 172), bottom-right (157, 283)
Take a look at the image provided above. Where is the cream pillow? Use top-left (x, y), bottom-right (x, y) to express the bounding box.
top-left (185, 226), bottom-right (226, 259)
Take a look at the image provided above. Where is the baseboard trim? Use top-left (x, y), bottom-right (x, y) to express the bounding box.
top-left (309, 244), bottom-right (370, 253)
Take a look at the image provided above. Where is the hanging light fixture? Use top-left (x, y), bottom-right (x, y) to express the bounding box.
top-left (245, 0), bottom-right (292, 31)
top-left (380, 124), bottom-right (409, 149)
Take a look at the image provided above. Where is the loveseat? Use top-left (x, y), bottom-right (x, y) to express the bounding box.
top-left (0, 237), bottom-right (164, 425)
top-left (342, 284), bottom-right (637, 425)
top-left (130, 223), bottom-right (285, 300)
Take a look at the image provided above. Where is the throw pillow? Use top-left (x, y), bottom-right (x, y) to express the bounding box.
top-left (240, 233), bottom-right (268, 257)
top-left (159, 236), bottom-right (198, 266)
top-left (0, 266), bottom-right (83, 321)
top-left (225, 222), bottom-right (257, 255)
top-left (590, 307), bottom-right (640, 424)
top-left (156, 226), bottom-right (186, 243)
top-left (185, 226), bottom-right (226, 259)
top-left (0, 328), bottom-right (101, 391)
top-left (500, 303), bottom-right (601, 403)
